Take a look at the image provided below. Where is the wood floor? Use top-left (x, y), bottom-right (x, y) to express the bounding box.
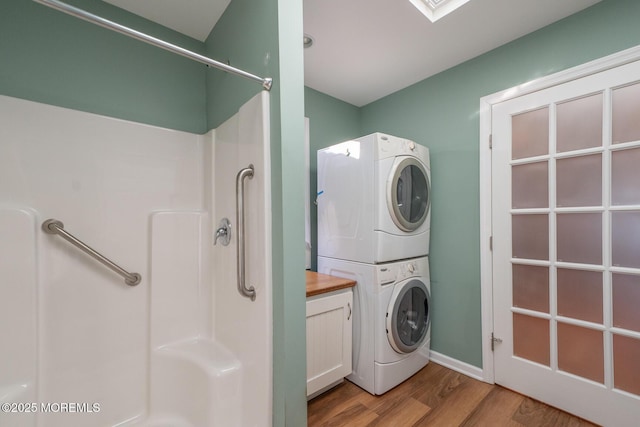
top-left (307, 362), bottom-right (598, 427)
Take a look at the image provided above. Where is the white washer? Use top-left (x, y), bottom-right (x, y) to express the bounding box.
top-left (318, 256), bottom-right (431, 395)
top-left (317, 132), bottom-right (431, 264)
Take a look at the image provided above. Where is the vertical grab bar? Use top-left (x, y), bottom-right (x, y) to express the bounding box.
top-left (236, 164), bottom-right (256, 301)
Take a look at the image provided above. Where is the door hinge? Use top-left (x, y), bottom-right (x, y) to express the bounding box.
top-left (491, 332), bottom-right (502, 352)
top-left (489, 236), bottom-right (493, 251)
top-left (489, 134), bottom-right (493, 149)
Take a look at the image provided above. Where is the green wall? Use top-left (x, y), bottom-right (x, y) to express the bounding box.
top-left (205, 0), bottom-right (306, 425)
top-left (204, 0), bottom-right (277, 129)
top-left (357, 0), bottom-right (640, 367)
top-left (276, 1), bottom-right (306, 423)
top-left (0, 0), bottom-right (207, 133)
top-left (304, 87), bottom-right (362, 271)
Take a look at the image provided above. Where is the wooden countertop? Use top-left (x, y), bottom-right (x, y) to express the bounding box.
top-left (306, 271), bottom-right (356, 297)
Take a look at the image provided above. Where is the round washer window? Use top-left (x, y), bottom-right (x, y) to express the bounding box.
top-left (387, 279), bottom-right (430, 354)
top-left (388, 157), bottom-right (430, 232)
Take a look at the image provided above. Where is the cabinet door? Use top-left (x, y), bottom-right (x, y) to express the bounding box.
top-left (306, 290), bottom-right (353, 396)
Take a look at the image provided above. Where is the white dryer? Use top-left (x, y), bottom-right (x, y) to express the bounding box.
top-left (318, 255), bottom-right (431, 395)
top-left (317, 132), bottom-right (431, 264)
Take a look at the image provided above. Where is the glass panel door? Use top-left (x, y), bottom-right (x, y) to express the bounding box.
top-left (491, 58), bottom-right (640, 426)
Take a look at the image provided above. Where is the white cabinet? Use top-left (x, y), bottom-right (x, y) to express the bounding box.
top-left (306, 289), bottom-right (353, 397)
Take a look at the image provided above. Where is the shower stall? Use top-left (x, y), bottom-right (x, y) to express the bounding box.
top-left (0, 89), bottom-right (272, 426)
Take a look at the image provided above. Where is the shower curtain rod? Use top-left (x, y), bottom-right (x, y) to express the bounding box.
top-left (33, 0), bottom-right (273, 91)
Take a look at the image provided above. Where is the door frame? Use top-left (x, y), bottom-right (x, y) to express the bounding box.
top-left (478, 44), bottom-right (640, 384)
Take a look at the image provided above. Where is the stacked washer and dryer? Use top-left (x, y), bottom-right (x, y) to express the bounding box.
top-left (317, 132), bottom-right (432, 395)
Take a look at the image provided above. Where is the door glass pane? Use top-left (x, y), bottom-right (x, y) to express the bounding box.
top-left (612, 82), bottom-right (640, 144)
top-left (557, 322), bottom-right (604, 384)
top-left (611, 211), bottom-right (640, 269)
top-left (612, 147), bottom-right (640, 206)
top-left (556, 154), bottom-right (602, 207)
top-left (612, 273), bottom-right (640, 332)
top-left (512, 161), bottom-right (548, 209)
top-left (512, 107), bottom-right (549, 160)
top-left (512, 214), bottom-right (549, 261)
top-left (613, 334), bottom-right (640, 396)
top-left (513, 313), bottom-right (549, 366)
top-left (557, 269), bottom-right (603, 324)
top-left (396, 165), bottom-right (428, 224)
top-left (557, 93), bottom-right (603, 152)
top-left (512, 264), bottom-right (549, 313)
top-left (557, 213), bottom-right (602, 265)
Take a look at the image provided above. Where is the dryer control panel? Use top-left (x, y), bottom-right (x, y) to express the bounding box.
top-left (373, 132), bottom-right (430, 163)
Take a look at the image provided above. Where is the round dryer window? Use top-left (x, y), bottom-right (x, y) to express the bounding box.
top-left (386, 279), bottom-right (431, 354)
top-left (388, 157), bottom-right (430, 232)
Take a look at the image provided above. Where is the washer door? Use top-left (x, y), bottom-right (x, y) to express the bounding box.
top-left (387, 157), bottom-right (430, 232)
top-left (386, 279), bottom-right (431, 354)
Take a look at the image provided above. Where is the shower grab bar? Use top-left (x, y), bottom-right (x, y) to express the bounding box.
top-left (42, 219), bottom-right (142, 286)
top-left (236, 165), bottom-right (256, 301)
top-left (32, 0), bottom-right (273, 91)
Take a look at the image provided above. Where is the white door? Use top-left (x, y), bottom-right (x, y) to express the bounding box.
top-left (492, 58), bottom-right (640, 426)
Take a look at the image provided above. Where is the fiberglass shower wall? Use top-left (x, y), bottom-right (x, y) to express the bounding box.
top-left (0, 92), bottom-right (272, 426)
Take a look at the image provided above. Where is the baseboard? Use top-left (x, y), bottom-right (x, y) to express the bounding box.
top-left (429, 350), bottom-right (489, 383)
top-left (306, 378), bottom-right (344, 401)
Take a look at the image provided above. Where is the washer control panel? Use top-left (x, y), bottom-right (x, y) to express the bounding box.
top-left (378, 266), bottom-right (395, 285)
top-left (377, 260), bottom-right (422, 286)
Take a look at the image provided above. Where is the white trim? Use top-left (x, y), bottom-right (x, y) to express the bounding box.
top-left (304, 117), bottom-right (311, 270)
top-left (479, 44), bottom-right (640, 384)
top-left (408, 0), bottom-right (472, 23)
top-left (480, 45), bottom-right (640, 107)
top-left (429, 350), bottom-right (486, 383)
top-left (479, 73), bottom-right (495, 385)
top-left (611, 327), bottom-right (640, 340)
top-left (610, 140), bottom-right (640, 151)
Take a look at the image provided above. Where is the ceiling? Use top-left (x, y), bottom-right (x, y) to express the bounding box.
top-left (102, 0), bottom-right (602, 107)
top-left (102, 0), bottom-right (231, 41)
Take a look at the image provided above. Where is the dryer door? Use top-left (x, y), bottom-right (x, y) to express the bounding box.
top-left (386, 278), bottom-right (431, 354)
top-left (387, 157), bottom-right (430, 232)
